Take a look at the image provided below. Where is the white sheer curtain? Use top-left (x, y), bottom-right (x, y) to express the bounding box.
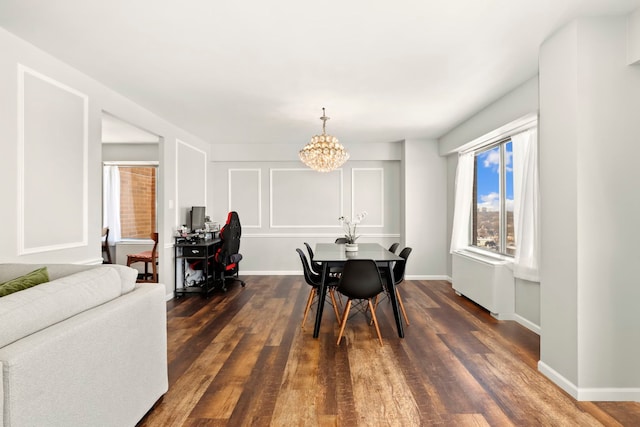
top-left (512, 128), bottom-right (540, 282)
top-left (450, 151), bottom-right (475, 253)
top-left (103, 165), bottom-right (122, 243)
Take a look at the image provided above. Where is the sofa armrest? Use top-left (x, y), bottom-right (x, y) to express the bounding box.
top-left (0, 283), bottom-right (167, 427)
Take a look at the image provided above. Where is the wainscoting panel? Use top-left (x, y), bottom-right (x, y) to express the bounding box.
top-left (176, 139), bottom-right (207, 227)
top-left (270, 168), bottom-right (343, 228)
top-left (18, 65), bottom-right (88, 254)
top-left (352, 168), bottom-right (384, 227)
top-left (229, 169), bottom-right (261, 228)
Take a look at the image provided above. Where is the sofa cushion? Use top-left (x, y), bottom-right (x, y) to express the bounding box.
top-left (0, 267), bottom-right (124, 348)
top-left (0, 263), bottom-right (138, 295)
top-left (0, 267), bottom-right (49, 297)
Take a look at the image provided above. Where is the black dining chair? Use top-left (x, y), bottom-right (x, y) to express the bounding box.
top-left (303, 242), bottom-right (323, 275)
top-left (335, 237), bottom-right (348, 244)
top-left (377, 247), bottom-right (412, 326)
top-left (336, 259), bottom-right (385, 346)
top-left (305, 241), bottom-right (343, 279)
top-left (296, 249), bottom-right (341, 329)
top-left (388, 242), bottom-right (400, 254)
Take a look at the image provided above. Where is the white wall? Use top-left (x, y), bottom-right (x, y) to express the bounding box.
top-left (0, 27), bottom-right (211, 299)
top-left (439, 76), bottom-right (539, 156)
top-left (402, 139), bottom-right (448, 279)
top-left (538, 20), bottom-right (580, 388)
top-left (439, 77), bottom-right (541, 330)
top-left (209, 150), bottom-right (402, 273)
top-left (102, 143), bottom-right (159, 162)
top-left (539, 15), bottom-right (640, 400)
top-left (628, 7), bottom-right (640, 64)
top-left (208, 140), bottom-right (449, 278)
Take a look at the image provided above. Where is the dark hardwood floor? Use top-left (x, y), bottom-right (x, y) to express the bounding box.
top-left (138, 276), bottom-right (640, 426)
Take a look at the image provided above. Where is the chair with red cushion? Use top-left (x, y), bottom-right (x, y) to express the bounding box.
top-left (126, 232), bottom-right (158, 283)
top-left (213, 211), bottom-right (246, 291)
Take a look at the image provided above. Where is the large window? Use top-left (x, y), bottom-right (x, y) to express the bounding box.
top-left (472, 139), bottom-right (515, 256)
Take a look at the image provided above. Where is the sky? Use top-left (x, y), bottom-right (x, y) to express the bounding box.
top-left (476, 142), bottom-right (513, 212)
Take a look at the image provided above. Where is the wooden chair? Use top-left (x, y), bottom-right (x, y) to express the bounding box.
top-left (102, 227), bottom-right (113, 264)
top-left (127, 232), bottom-right (158, 283)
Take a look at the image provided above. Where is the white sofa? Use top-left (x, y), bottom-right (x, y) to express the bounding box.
top-left (0, 263), bottom-right (168, 427)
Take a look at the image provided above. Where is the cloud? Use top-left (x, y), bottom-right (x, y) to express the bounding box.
top-left (482, 149), bottom-right (500, 170)
top-left (479, 146), bottom-right (513, 172)
top-left (477, 194), bottom-right (515, 213)
top-left (505, 150), bottom-right (513, 172)
top-left (506, 198), bottom-right (514, 211)
top-left (478, 192), bottom-right (500, 211)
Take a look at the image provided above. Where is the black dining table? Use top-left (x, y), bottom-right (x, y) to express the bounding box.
top-left (312, 243), bottom-right (405, 338)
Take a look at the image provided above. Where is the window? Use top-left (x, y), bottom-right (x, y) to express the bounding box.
top-left (472, 139), bottom-right (515, 256)
top-left (103, 163), bottom-right (157, 242)
top-left (118, 166), bottom-right (157, 239)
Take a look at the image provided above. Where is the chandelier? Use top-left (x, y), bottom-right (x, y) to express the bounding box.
top-left (299, 108), bottom-right (349, 172)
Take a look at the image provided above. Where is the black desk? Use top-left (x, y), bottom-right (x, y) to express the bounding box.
top-left (174, 238), bottom-right (221, 297)
top-left (313, 243), bottom-right (404, 338)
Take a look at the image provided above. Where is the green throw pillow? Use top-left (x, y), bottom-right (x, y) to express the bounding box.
top-left (0, 267), bottom-right (49, 297)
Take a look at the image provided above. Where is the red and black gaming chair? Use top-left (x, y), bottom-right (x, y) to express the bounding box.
top-left (214, 211), bottom-right (246, 291)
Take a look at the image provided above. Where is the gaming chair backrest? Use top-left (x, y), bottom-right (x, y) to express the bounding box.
top-left (217, 211), bottom-right (242, 267)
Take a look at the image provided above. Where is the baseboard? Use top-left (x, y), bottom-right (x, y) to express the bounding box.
top-left (513, 313), bottom-right (541, 335)
top-left (241, 272), bottom-right (451, 278)
top-left (538, 361), bottom-right (640, 401)
top-left (538, 361), bottom-right (579, 399)
top-left (576, 387), bottom-right (640, 402)
top-left (242, 271), bottom-right (302, 275)
top-left (405, 275), bottom-right (451, 281)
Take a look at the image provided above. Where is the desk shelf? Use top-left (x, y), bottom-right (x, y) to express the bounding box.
top-left (174, 238), bottom-right (221, 298)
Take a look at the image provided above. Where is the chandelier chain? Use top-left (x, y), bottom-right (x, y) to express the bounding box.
top-left (321, 107), bottom-right (329, 135)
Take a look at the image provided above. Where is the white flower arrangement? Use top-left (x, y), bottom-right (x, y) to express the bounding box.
top-left (338, 211), bottom-right (368, 244)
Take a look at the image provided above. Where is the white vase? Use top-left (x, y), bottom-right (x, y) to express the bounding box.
top-left (345, 243), bottom-right (358, 252)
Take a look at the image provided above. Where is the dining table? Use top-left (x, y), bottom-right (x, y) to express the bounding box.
top-left (312, 242), bottom-right (405, 338)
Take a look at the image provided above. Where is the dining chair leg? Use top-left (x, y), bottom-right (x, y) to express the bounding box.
top-left (396, 288), bottom-right (410, 326)
top-left (368, 299), bottom-right (383, 346)
top-left (302, 288), bottom-right (316, 329)
top-left (336, 300), bottom-right (352, 345)
top-left (370, 294), bottom-right (380, 326)
top-left (334, 291), bottom-right (343, 309)
top-left (329, 289), bottom-right (341, 322)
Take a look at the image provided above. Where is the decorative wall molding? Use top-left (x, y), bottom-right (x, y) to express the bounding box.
top-left (269, 168), bottom-right (344, 228)
top-left (17, 64), bottom-right (88, 255)
top-left (228, 168), bottom-right (262, 228)
top-left (175, 139), bottom-right (207, 226)
top-left (351, 167), bottom-right (384, 227)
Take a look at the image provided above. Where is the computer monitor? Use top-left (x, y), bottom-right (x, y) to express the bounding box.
top-left (189, 206), bottom-right (206, 232)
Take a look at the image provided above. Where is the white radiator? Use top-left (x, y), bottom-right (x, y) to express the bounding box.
top-left (452, 250), bottom-right (514, 318)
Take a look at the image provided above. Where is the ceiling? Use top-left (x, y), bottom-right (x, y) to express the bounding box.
top-left (1, 0), bottom-right (639, 146)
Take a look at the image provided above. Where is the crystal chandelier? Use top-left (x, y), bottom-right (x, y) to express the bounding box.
top-left (299, 108), bottom-right (349, 172)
